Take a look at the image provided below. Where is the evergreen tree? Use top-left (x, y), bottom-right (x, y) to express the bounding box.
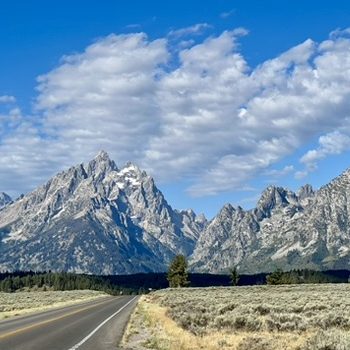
top-left (230, 266), bottom-right (240, 286)
top-left (266, 268), bottom-right (284, 285)
top-left (167, 255), bottom-right (189, 288)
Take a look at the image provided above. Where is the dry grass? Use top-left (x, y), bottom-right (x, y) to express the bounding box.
top-left (121, 284), bottom-right (350, 350)
top-left (0, 290), bottom-right (107, 320)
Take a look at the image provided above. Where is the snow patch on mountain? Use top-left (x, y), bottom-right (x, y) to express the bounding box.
top-left (1, 151), bottom-right (350, 274)
top-left (0, 152), bottom-right (205, 274)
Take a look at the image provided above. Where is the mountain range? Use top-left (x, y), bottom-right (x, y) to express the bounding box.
top-left (0, 151), bottom-right (349, 274)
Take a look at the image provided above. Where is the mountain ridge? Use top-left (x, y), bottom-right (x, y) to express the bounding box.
top-left (191, 168), bottom-right (350, 273)
top-left (0, 151), bottom-right (206, 274)
top-left (1, 151), bottom-right (350, 274)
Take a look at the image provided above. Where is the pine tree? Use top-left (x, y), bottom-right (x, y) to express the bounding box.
top-left (230, 266), bottom-right (240, 286)
top-left (167, 255), bottom-right (189, 288)
top-left (266, 268), bottom-right (284, 285)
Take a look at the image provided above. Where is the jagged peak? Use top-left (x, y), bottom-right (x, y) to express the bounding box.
top-left (180, 208), bottom-right (196, 220)
top-left (94, 150), bottom-right (112, 162)
top-left (219, 203), bottom-right (235, 216)
top-left (0, 192), bottom-right (11, 201)
top-left (254, 185), bottom-right (293, 220)
top-left (176, 208), bottom-right (207, 221)
top-left (86, 150), bottom-right (117, 176)
top-left (0, 192), bottom-right (12, 203)
top-left (223, 203), bottom-right (235, 209)
top-left (196, 213), bottom-right (207, 221)
top-left (121, 161), bottom-right (141, 172)
top-left (118, 162), bottom-right (148, 180)
top-left (236, 205), bottom-right (244, 212)
top-left (297, 184), bottom-right (315, 199)
top-left (298, 183), bottom-right (313, 191)
top-left (185, 208), bottom-right (195, 215)
top-left (262, 185), bottom-right (285, 194)
top-left (257, 185), bottom-right (291, 203)
top-left (0, 192), bottom-right (12, 209)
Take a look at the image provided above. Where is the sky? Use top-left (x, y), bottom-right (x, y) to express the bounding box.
top-left (1, 1), bottom-right (350, 218)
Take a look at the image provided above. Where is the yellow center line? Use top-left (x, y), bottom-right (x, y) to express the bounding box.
top-left (0, 297), bottom-right (116, 340)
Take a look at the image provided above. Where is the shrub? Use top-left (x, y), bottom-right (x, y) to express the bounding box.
top-left (300, 330), bottom-right (350, 350)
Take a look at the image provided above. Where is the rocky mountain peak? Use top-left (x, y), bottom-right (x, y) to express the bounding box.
top-left (111, 162), bottom-right (150, 194)
top-left (86, 150), bottom-right (117, 177)
top-left (119, 162), bottom-right (144, 178)
top-left (181, 209), bottom-right (196, 220)
top-left (0, 153), bottom-right (201, 274)
top-left (0, 192), bottom-right (12, 210)
top-left (258, 185), bottom-right (288, 203)
top-left (95, 149), bottom-right (110, 160)
top-left (196, 213), bottom-right (207, 223)
top-left (3, 151), bottom-right (350, 275)
top-left (297, 184), bottom-right (315, 200)
top-left (217, 203), bottom-right (235, 219)
top-left (255, 185), bottom-right (291, 219)
top-left (191, 165), bottom-right (350, 274)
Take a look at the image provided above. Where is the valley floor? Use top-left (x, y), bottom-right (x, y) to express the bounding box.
top-left (121, 284), bottom-right (350, 350)
top-left (0, 290), bottom-right (107, 320)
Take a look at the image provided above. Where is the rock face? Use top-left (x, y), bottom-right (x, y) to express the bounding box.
top-left (0, 151), bottom-right (206, 274)
top-left (2, 151), bottom-right (350, 274)
top-left (0, 193), bottom-right (12, 210)
top-left (191, 170), bottom-right (350, 273)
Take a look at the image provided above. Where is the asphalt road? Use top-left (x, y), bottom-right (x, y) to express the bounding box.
top-left (0, 295), bottom-right (138, 350)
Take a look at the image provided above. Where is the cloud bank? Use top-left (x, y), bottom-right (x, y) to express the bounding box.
top-left (2, 27), bottom-right (350, 196)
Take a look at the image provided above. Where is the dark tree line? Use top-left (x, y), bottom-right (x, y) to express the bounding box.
top-left (266, 268), bottom-right (349, 285)
top-left (0, 272), bottom-right (136, 294)
top-left (0, 267), bottom-right (349, 293)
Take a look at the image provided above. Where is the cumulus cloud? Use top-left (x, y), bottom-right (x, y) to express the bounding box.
top-left (300, 131), bottom-right (350, 172)
top-left (2, 28), bottom-right (350, 196)
top-left (37, 33), bottom-right (168, 161)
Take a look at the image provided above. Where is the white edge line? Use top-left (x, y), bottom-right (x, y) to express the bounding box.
top-left (67, 296), bottom-right (138, 350)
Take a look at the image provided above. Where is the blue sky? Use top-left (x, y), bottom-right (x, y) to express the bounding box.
top-left (1, 1), bottom-right (350, 218)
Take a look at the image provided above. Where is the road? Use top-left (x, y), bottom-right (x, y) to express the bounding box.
top-left (0, 295), bottom-right (138, 350)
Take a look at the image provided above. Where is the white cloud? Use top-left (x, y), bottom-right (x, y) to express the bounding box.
top-left (36, 33), bottom-right (168, 161)
top-left (2, 28), bottom-right (350, 197)
top-left (0, 95), bottom-right (16, 103)
top-left (220, 10), bottom-right (235, 19)
top-left (264, 165), bottom-right (294, 177)
top-left (329, 28), bottom-right (350, 39)
top-left (168, 23), bottom-right (212, 38)
top-left (0, 107), bottom-right (69, 197)
top-left (295, 171), bottom-right (308, 180)
top-left (300, 131), bottom-right (350, 172)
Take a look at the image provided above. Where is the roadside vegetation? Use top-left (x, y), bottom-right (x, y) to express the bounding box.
top-left (0, 289), bottom-right (106, 320)
top-left (0, 268), bottom-right (349, 295)
top-left (121, 284), bottom-right (350, 350)
top-left (0, 272), bottom-right (136, 294)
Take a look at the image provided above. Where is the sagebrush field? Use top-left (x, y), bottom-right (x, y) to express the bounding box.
top-left (0, 290), bottom-right (106, 320)
top-left (122, 284), bottom-right (350, 350)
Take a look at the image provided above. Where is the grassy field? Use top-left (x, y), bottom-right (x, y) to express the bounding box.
top-left (0, 290), bottom-right (107, 320)
top-left (121, 284), bottom-right (350, 350)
